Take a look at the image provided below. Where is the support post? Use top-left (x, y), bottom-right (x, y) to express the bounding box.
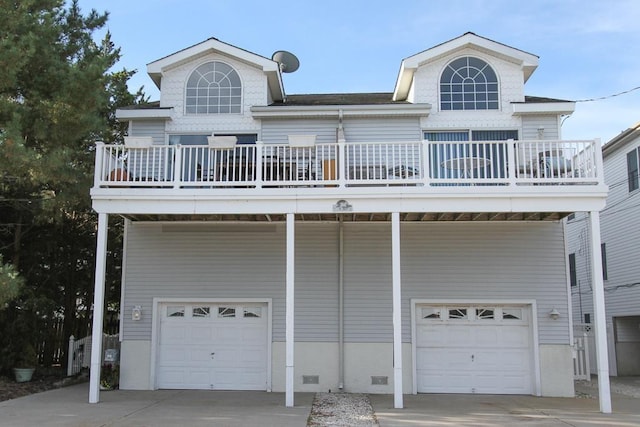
top-left (94, 142), bottom-right (104, 188)
top-left (285, 213), bottom-right (295, 407)
top-left (337, 140), bottom-right (346, 188)
top-left (89, 213), bottom-right (108, 403)
top-left (173, 145), bottom-right (182, 189)
top-left (391, 212), bottom-right (403, 408)
top-left (67, 335), bottom-right (75, 377)
top-left (506, 139), bottom-right (516, 186)
top-left (255, 140), bottom-right (264, 188)
top-left (589, 211), bottom-right (611, 413)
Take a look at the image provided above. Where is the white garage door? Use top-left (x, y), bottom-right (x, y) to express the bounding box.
top-left (157, 302), bottom-right (268, 390)
top-left (416, 304), bottom-right (533, 394)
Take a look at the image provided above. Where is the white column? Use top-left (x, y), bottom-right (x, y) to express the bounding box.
top-left (285, 213), bottom-right (295, 407)
top-left (89, 213), bottom-right (108, 403)
top-left (589, 211), bottom-right (611, 413)
top-left (391, 212), bottom-right (403, 408)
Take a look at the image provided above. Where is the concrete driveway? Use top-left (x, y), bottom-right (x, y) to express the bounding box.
top-left (371, 392), bottom-right (640, 426)
top-left (0, 384), bottom-right (314, 427)
top-left (1, 382), bottom-right (639, 427)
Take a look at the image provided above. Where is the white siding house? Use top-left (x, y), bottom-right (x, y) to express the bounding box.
top-left (89, 33), bottom-right (612, 411)
top-left (566, 123), bottom-right (640, 377)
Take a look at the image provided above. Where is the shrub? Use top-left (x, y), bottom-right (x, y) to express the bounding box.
top-left (100, 363), bottom-right (119, 390)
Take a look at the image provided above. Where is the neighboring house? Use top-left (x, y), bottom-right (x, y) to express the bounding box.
top-left (88, 32), bottom-right (611, 410)
top-left (566, 122), bottom-right (640, 377)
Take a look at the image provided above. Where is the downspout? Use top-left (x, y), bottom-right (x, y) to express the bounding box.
top-left (338, 215), bottom-right (345, 390)
top-left (337, 109), bottom-right (346, 391)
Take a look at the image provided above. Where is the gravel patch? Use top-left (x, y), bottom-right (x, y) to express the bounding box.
top-left (308, 392), bottom-right (379, 426)
top-left (576, 378), bottom-right (640, 398)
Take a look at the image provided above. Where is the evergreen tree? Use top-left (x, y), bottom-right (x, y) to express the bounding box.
top-left (0, 0), bottom-right (146, 371)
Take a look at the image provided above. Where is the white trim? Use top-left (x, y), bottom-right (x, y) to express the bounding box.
top-left (512, 102), bottom-right (575, 116)
top-left (391, 212), bottom-right (403, 408)
top-left (118, 220), bottom-right (130, 342)
top-left (285, 213), bottom-right (295, 407)
top-left (251, 104), bottom-right (431, 119)
top-left (91, 186), bottom-right (608, 217)
top-left (410, 298), bottom-right (541, 396)
top-left (150, 297), bottom-right (273, 392)
top-left (115, 108), bottom-right (173, 120)
top-left (89, 213), bottom-right (109, 403)
top-left (207, 135), bottom-right (237, 148)
top-left (148, 38), bottom-right (279, 75)
top-left (124, 136), bottom-right (153, 148)
top-left (562, 219), bottom-right (574, 344)
top-left (411, 301), bottom-right (417, 394)
top-left (589, 212), bottom-right (612, 413)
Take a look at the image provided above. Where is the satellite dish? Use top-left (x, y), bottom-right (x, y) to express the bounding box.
top-left (272, 50), bottom-right (300, 73)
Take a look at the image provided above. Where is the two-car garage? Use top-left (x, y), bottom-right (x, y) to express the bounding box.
top-left (153, 300), bottom-right (535, 395)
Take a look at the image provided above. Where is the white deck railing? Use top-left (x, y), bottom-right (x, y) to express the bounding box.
top-left (93, 139), bottom-right (603, 189)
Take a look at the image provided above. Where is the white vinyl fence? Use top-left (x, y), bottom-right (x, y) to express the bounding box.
top-left (66, 334), bottom-right (120, 376)
top-left (573, 331), bottom-right (591, 381)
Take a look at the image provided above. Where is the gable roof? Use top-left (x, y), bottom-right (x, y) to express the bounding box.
top-left (602, 122), bottom-right (640, 157)
top-left (393, 32), bottom-right (539, 101)
top-left (147, 37), bottom-right (284, 102)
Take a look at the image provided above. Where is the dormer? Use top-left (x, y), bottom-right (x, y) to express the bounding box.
top-left (147, 37), bottom-right (284, 104)
top-left (116, 38), bottom-right (287, 124)
top-left (392, 32), bottom-right (574, 124)
top-left (393, 32), bottom-right (538, 104)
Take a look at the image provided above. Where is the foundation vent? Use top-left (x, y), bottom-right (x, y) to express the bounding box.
top-left (303, 375), bottom-right (320, 384)
top-left (371, 376), bottom-right (388, 385)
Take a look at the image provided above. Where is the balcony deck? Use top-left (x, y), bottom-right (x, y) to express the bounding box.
top-left (91, 139), bottom-right (607, 220)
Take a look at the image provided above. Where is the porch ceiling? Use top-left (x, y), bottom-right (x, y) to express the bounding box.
top-left (121, 211), bottom-right (571, 222)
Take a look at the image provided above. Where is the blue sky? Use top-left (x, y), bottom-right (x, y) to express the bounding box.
top-left (77, 0), bottom-right (640, 144)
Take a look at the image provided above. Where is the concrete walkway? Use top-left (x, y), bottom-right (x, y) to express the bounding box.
top-left (1, 381), bottom-right (639, 427)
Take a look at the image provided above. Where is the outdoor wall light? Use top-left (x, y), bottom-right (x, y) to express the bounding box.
top-left (548, 308), bottom-right (560, 320)
top-left (132, 305), bottom-right (142, 321)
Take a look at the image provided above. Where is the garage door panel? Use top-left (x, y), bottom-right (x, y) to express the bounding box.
top-left (417, 325), bottom-right (447, 344)
top-left (216, 326), bottom-right (243, 342)
top-left (473, 327), bottom-right (500, 346)
top-left (419, 373), bottom-right (473, 393)
top-left (186, 369), bottom-right (212, 386)
top-left (442, 326), bottom-right (473, 345)
top-left (241, 348), bottom-right (267, 364)
top-left (242, 325), bottom-right (267, 341)
top-left (158, 346), bottom-right (188, 364)
top-left (472, 350), bottom-right (502, 371)
top-left (189, 347), bottom-right (215, 364)
top-left (212, 348), bottom-right (241, 366)
top-left (190, 325), bottom-right (213, 340)
top-left (499, 349), bottom-right (531, 368)
top-left (161, 324), bottom-right (187, 342)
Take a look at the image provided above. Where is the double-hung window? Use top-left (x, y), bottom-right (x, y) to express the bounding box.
top-left (627, 147), bottom-right (639, 192)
